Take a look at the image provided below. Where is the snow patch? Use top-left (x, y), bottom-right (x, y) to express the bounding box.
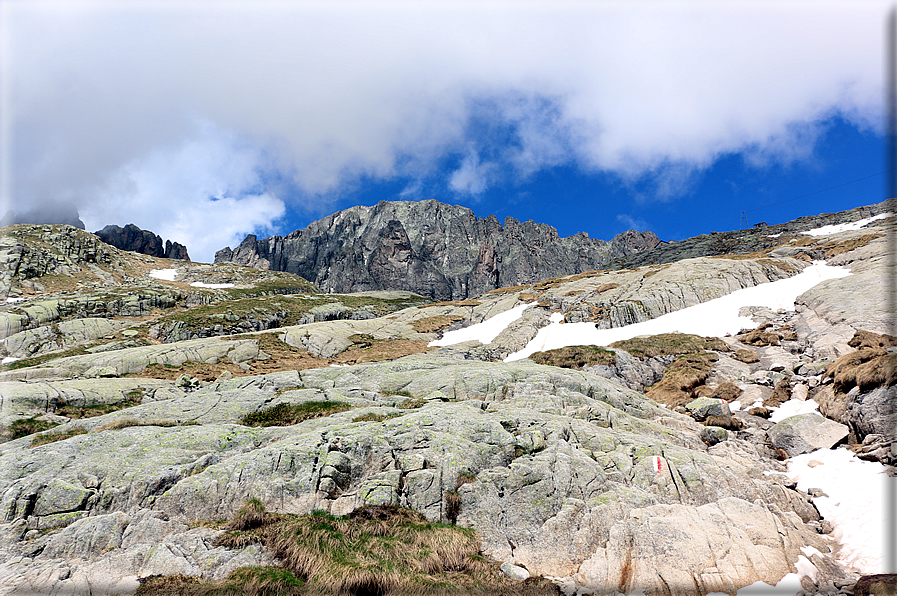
top-left (1, 357), bottom-right (20, 364)
top-left (505, 262), bottom-right (850, 362)
top-left (149, 268), bottom-right (177, 281)
top-left (734, 574), bottom-right (803, 595)
top-left (429, 303), bottom-right (536, 347)
top-left (768, 398), bottom-right (819, 423)
top-left (5, 297), bottom-right (25, 303)
top-left (801, 212), bottom-right (893, 237)
top-left (786, 447), bottom-right (890, 573)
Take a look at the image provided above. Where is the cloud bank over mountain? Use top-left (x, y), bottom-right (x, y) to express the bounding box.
top-left (1, 1), bottom-right (886, 262)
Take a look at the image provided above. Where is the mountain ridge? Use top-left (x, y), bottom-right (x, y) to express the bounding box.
top-left (214, 199), bottom-right (660, 299)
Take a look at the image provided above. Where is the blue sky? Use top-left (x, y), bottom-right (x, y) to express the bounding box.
top-left (0, 1), bottom-right (889, 262)
top-left (307, 114), bottom-right (885, 245)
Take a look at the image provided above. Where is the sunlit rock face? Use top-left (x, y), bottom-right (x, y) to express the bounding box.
top-left (214, 199), bottom-right (659, 299)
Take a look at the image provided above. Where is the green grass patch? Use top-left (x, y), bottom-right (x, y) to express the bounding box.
top-left (240, 401), bottom-right (356, 427)
top-left (610, 333), bottom-right (728, 359)
top-left (531, 345), bottom-right (616, 369)
top-left (55, 398), bottom-right (141, 419)
top-left (10, 417), bottom-right (60, 439)
top-left (352, 412), bottom-right (402, 423)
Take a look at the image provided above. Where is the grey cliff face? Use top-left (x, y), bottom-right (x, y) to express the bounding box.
top-left (214, 199), bottom-right (659, 299)
top-left (95, 224), bottom-right (190, 261)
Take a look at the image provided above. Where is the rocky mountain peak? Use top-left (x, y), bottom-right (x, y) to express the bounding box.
top-left (95, 224), bottom-right (190, 261)
top-left (215, 199), bottom-right (659, 299)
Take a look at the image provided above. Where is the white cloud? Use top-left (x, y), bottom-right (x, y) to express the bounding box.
top-left (449, 147), bottom-right (496, 196)
top-left (2, 1), bottom-right (888, 245)
top-left (616, 213), bottom-right (649, 231)
top-left (79, 122), bottom-right (286, 263)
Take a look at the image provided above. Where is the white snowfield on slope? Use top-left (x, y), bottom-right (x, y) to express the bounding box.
top-left (149, 268), bottom-right (234, 288)
top-left (428, 262), bottom-right (849, 356)
top-left (503, 261), bottom-right (851, 361)
top-left (800, 212), bottom-right (893, 237)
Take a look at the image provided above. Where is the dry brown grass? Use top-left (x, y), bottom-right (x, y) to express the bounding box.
top-left (594, 283), bottom-right (620, 294)
top-left (737, 329), bottom-right (781, 347)
top-left (827, 348), bottom-right (897, 394)
top-left (756, 258), bottom-right (801, 274)
top-left (228, 498), bottom-right (269, 531)
top-left (530, 346), bottom-right (616, 369)
top-left (333, 340), bottom-right (433, 366)
top-left (486, 284), bottom-right (532, 295)
top-left (410, 315), bottom-right (464, 333)
top-left (130, 332), bottom-right (432, 382)
top-left (610, 333), bottom-right (728, 359)
top-left (530, 271), bottom-right (602, 292)
top-left (820, 234), bottom-right (884, 258)
top-left (747, 406), bottom-right (771, 419)
top-left (418, 299), bottom-right (481, 308)
top-left (692, 381), bottom-right (742, 401)
top-left (712, 381), bottom-right (743, 401)
top-left (764, 379), bottom-right (792, 408)
top-left (704, 414), bottom-right (743, 430)
top-left (732, 349), bottom-right (759, 363)
top-left (709, 249), bottom-right (772, 260)
top-left (206, 502), bottom-right (559, 596)
top-left (29, 427), bottom-right (87, 448)
top-left (849, 330), bottom-right (897, 350)
top-left (645, 353), bottom-right (718, 407)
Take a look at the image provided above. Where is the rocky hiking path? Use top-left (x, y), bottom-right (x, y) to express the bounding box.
top-left (0, 201), bottom-right (893, 595)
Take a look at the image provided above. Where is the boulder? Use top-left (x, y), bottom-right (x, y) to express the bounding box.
top-left (685, 397), bottom-right (731, 421)
top-left (767, 413), bottom-right (850, 457)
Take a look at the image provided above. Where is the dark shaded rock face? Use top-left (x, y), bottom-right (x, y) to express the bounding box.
top-left (214, 199), bottom-right (659, 299)
top-left (95, 224), bottom-right (190, 261)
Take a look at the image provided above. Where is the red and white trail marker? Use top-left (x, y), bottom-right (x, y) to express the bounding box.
top-left (654, 456), bottom-right (663, 476)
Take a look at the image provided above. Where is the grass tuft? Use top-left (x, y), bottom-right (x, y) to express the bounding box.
top-left (827, 348), bottom-right (897, 394)
top-left (30, 427), bottom-right (88, 448)
top-left (352, 413), bottom-right (402, 423)
top-left (610, 333), bottom-right (728, 359)
top-left (736, 329), bottom-right (781, 347)
top-left (201, 500), bottom-right (559, 596)
top-left (10, 418), bottom-right (59, 440)
top-left (732, 349), bottom-right (760, 363)
top-left (229, 498), bottom-right (270, 532)
top-left (55, 398), bottom-right (141, 419)
top-left (645, 352), bottom-right (719, 408)
top-left (530, 345), bottom-right (616, 369)
top-left (241, 401), bottom-right (355, 427)
top-left (410, 315), bottom-right (464, 333)
top-left (849, 330), bottom-right (897, 350)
